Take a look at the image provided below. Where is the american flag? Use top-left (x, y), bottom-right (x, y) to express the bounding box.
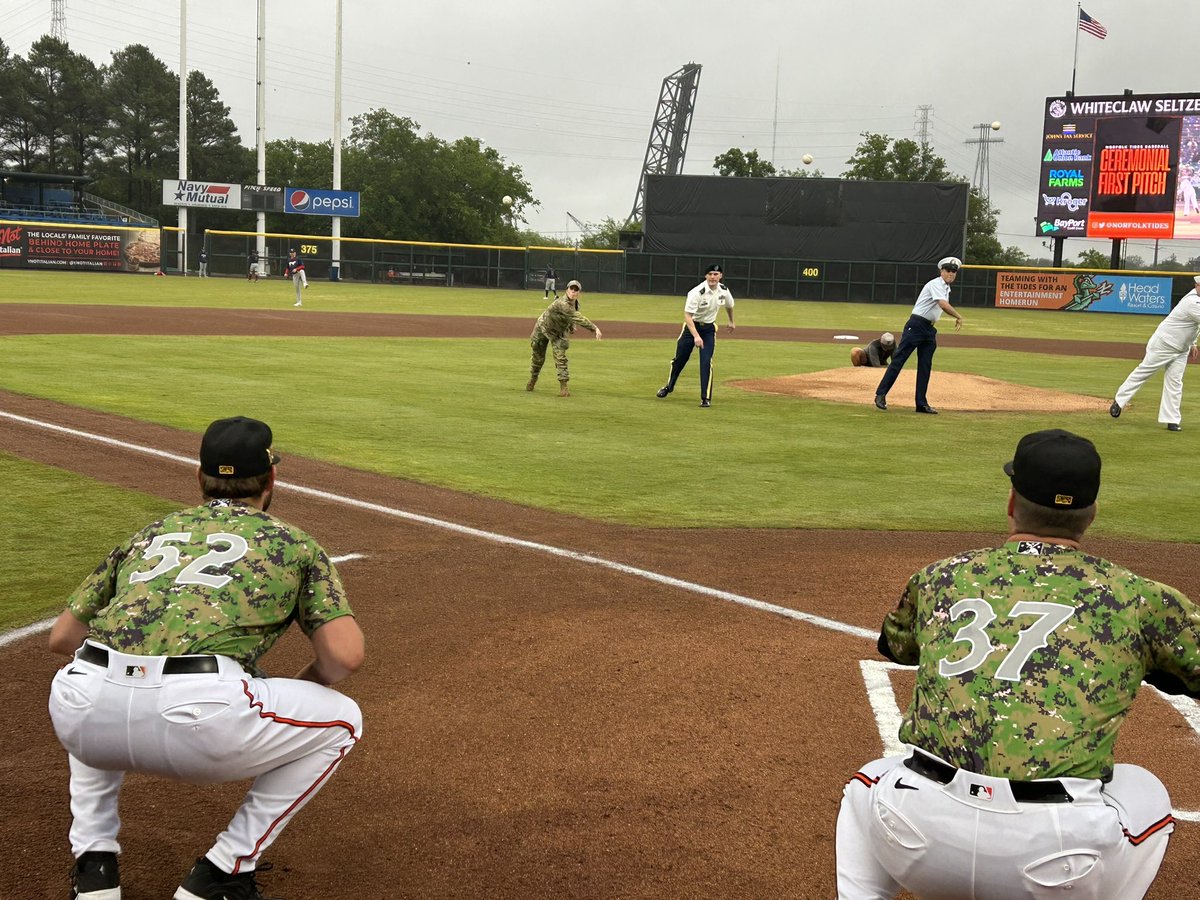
top-left (1079, 9), bottom-right (1107, 39)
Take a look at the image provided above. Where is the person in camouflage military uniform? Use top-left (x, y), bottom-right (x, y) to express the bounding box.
top-left (47, 416), bottom-right (364, 900)
top-left (836, 429), bottom-right (1200, 900)
top-left (526, 279), bottom-right (602, 397)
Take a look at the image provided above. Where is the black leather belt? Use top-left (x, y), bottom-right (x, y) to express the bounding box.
top-left (905, 751), bottom-right (1074, 804)
top-left (79, 643), bottom-right (219, 675)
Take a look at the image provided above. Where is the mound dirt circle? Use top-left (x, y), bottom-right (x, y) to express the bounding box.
top-left (731, 367), bottom-right (1110, 412)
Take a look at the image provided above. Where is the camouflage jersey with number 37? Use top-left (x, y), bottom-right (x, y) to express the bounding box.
top-left (67, 499), bottom-right (353, 675)
top-left (882, 539), bottom-right (1200, 781)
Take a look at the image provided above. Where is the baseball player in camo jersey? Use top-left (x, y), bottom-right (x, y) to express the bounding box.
top-left (1110, 274), bottom-right (1200, 432)
top-left (526, 279), bottom-right (602, 397)
top-left (48, 416), bottom-right (364, 900)
top-left (836, 429), bottom-right (1200, 900)
top-left (655, 263), bottom-right (735, 408)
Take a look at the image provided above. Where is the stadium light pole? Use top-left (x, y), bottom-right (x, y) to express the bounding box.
top-left (331, 0), bottom-right (343, 282)
top-left (255, 0), bottom-right (267, 274)
top-left (178, 0), bottom-right (188, 275)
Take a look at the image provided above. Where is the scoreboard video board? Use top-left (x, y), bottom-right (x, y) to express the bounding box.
top-left (1036, 92), bottom-right (1200, 240)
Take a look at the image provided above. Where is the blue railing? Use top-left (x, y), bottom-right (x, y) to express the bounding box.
top-left (0, 202), bottom-right (131, 227)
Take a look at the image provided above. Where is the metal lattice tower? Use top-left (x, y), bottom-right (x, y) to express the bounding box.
top-left (914, 105), bottom-right (932, 147)
top-left (51, 0), bottom-right (66, 41)
top-left (624, 62), bottom-right (702, 227)
top-left (965, 122), bottom-right (1004, 201)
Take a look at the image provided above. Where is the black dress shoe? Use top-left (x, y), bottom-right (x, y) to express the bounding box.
top-left (699, 399), bottom-right (711, 408)
top-left (1109, 400), bottom-right (1121, 418)
top-left (915, 405), bottom-right (939, 415)
top-left (656, 387), bottom-right (670, 398)
top-left (874, 394), bottom-right (887, 410)
top-left (1167, 423), bottom-right (1182, 432)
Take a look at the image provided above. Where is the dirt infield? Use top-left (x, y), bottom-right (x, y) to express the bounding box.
top-left (2, 305), bottom-right (1198, 899)
top-left (733, 368), bottom-right (1109, 412)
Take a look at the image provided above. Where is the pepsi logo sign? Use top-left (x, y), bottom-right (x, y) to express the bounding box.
top-left (289, 190), bottom-right (310, 211)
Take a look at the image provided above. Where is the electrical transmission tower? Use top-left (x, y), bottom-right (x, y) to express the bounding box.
top-left (965, 121), bottom-right (1004, 201)
top-left (51, 0), bottom-right (66, 41)
top-left (624, 62), bottom-right (702, 228)
top-left (914, 105), bottom-right (932, 147)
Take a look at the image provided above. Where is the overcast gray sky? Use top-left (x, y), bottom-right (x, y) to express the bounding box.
top-left (4, 0), bottom-right (1197, 265)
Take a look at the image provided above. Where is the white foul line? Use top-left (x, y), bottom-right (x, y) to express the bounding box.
top-left (8, 410), bottom-right (1199, 820)
top-left (0, 409), bottom-right (878, 643)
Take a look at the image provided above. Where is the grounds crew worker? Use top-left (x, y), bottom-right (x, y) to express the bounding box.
top-left (48, 416), bottom-right (364, 900)
top-left (836, 428), bottom-right (1197, 899)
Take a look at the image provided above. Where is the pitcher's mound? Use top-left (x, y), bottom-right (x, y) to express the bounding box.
top-left (730, 368), bottom-right (1109, 413)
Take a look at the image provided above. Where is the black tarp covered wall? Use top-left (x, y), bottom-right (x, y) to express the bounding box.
top-left (643, 175), bottom-right (968, 263)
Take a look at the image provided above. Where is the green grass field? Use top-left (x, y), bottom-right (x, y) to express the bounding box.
top-left (0, 272), bottom-right (1192, 629)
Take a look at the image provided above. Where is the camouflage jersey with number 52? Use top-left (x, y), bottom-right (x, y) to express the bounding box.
top-left (68, 499), bottom-right (353, 674)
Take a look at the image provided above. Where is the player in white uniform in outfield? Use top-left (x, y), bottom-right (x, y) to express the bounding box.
top-left (836, 429), bottom-right (1199, 900)
top-left (48, 416), bottom-right (364, 900)
top-left (1111, 275), bottom-right (1200, 431)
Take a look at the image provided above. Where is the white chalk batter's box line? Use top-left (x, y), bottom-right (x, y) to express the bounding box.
top-left (2, 409), bottom-right (1198, 820)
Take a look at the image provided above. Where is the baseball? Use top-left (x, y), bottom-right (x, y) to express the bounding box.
top-left (502, 195), bottom-right (513, 206)
top-left (802, 154), bottom-right (814, 165)
top-left (990, 121), bottom-right (1001, 131)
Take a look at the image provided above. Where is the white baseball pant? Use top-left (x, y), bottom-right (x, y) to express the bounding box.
top-left (49, 641), bottom-right (362, 875)
top-left (836, 750), bottom-right (1173, 900)
top-left (1114, 338), bottom-right (1191, 425)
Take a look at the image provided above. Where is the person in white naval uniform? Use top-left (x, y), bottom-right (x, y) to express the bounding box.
top-left (1111, 275), bottom-right (1200, 431)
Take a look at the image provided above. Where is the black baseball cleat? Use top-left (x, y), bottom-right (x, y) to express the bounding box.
top-left (1109, 400), bottom-right (1122, 418)
top-left (1167, 423), bottom-right (1182, 432)
top-left (71, 850), bottom-right (119, 900)
top-left (915, 405), bottom-right (939, 415)
top-left (655, 386), bottom-right (671, 398)
top-left (873, 394), bottom-right (887, 410)
top-left (700, 399), bottom-right (711, 408)
top-left (174, 857), bottom-right (274, 900)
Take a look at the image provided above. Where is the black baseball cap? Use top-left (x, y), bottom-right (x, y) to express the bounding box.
top-left (200, 417), bottom-right (280, 478)
top-left (706, 263), bottom-right (723, 274)
top-left (1003, 429), bottom-right (1100, 509)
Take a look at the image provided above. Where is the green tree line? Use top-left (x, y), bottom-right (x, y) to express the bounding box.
top-left (0, 36), bottom-right (536, 245)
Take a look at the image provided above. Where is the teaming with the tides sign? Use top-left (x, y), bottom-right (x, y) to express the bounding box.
top-left (1037, 92), bottom-right (1200, 241)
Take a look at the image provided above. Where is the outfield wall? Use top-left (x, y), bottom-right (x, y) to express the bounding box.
top-left (174, 227), bottom-right (1200, 311)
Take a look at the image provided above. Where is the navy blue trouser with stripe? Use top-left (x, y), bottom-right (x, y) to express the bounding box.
top-left (664, 321), bottom-right (717, 401)
top-left (875, 314), bottom-right (937, 408)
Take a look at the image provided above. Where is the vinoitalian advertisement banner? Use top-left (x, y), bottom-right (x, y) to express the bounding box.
top-left (0, 222), bottom-right (161, 272)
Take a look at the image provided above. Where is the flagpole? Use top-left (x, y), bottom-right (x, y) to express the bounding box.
top-left (1071, 1), bottom-right (1081, 94)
